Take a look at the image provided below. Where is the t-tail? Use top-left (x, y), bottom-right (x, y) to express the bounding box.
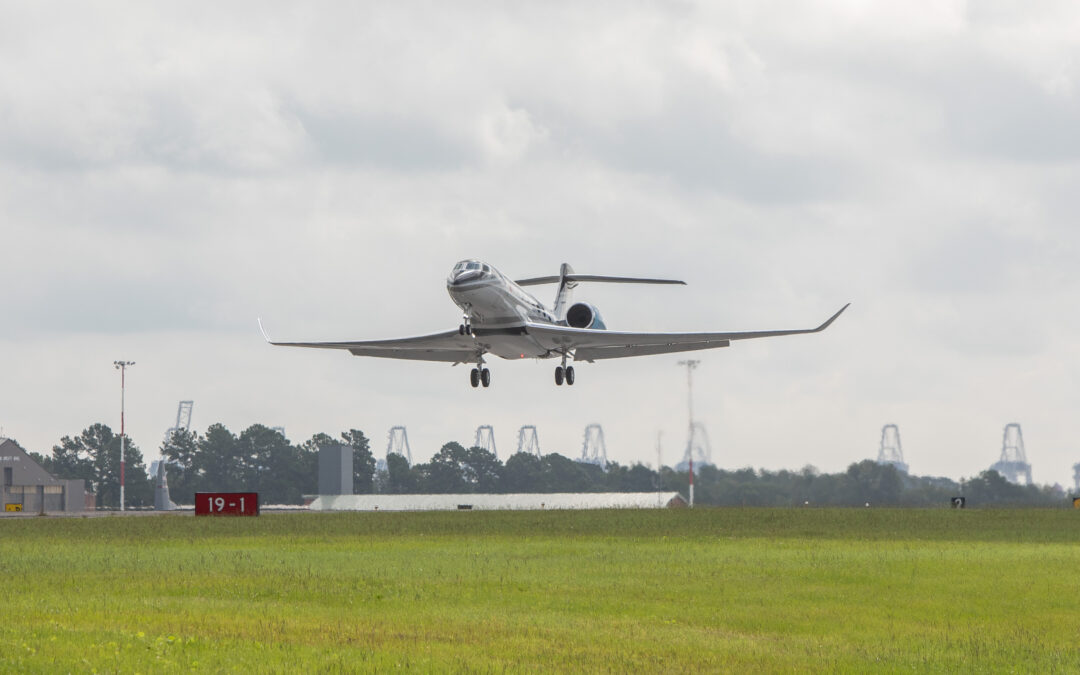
top-left (514, 264), bottom-right (687, 322)
top-left (553, 263), bottom-right (576, 320)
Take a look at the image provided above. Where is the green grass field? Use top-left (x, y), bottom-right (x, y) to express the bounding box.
top-left (2, 508), bottom-right (1079, 672)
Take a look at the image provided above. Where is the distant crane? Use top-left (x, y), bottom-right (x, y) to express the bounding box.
top-left (876, 424), bottom-right (909, 474)
top-left (580, 424), bottom-right (608, 469)
top-left (990, 423), bottom-right (1032, 485)
top-left (474, 425), bottom-right (497, 457)
top-left (162, 400), bottom-right (194, 444)
top-left (1073, 463), bottom-right (1080, 494)
top-left (154, 400), bottom-right (193, 511)
top-left (516, 425), bottom-right (541, 457)
top-left (386, 426), bottom-right (412, 465)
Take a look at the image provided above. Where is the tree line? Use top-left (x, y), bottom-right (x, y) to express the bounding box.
top-left (29, 422), bottom-right (1069, 508)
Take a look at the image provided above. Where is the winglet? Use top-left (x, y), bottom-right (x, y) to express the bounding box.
top-left (257, 318), bottom-right (273, 344)
top-left (813, 303), bottom-right (850, 332)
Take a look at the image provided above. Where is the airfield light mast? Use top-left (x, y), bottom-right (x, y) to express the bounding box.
top-left (113, 361), bottom-right (135, 511)
top-left (656, 431), bottom-right (663, 508)
top-left (678, 360), bottom-right (700, 507)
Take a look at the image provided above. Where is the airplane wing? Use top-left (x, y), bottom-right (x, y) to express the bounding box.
top-left (258, 320), bottom-right (478, 363)
top-left (527, 304), bottom-right (850, 362)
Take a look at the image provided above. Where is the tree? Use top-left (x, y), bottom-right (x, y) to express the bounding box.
top-left (843, 460), bottom-right (903, 505)
top-left (539, 454), bottom-right (595, 492)
top-left (342, 429), bottom-right (376, 493)
top-left (503, 452), bottom-right (544, 492)
top-left (423, 442), bottom-right (470, 493)
top-left (51, 424), bottom-right (151, 508)
top-left (161, 428), bottom-right (200, 504)
top-left (418, 443), bottom-right (505, 494)
top-left (194, 424), bottom-right (242, 492)
top-left (237, 425), bottom-right (309, 504)
top-left (461, 446), bottom-right (503, 493)
top-left (385, 453), bottom-right (416, 494)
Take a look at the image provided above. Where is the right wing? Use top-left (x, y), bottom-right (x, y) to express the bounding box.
top-left (526, 304), bottom-right (850, 362)
top-left (258, 320), bottom-right (478, 363)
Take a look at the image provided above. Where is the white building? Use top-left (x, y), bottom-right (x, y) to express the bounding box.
top-left (309, 492), bottom-right (687, 512)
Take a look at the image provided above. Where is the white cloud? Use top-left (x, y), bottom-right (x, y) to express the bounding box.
top-left (1, 0), bottom-right (1078, 487)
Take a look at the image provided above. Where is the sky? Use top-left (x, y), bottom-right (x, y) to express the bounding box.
top-left (2, 1), bottom-right (1079, 486)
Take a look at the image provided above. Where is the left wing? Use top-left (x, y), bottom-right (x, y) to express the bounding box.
top-left (527, 304), bottom-right (850, 362)
top-left (259, 320), bottom-right (479, 363)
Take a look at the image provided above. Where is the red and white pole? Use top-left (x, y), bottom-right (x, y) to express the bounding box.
top-left (689, 457), bottom-right (694, 508)
top-left (120, 367), bottom-right (125, 511)
top-left (114, 361), bottom-right (134, 511)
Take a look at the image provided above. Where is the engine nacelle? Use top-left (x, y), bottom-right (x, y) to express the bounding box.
top-left (565, 302), bottom-right (607, 330)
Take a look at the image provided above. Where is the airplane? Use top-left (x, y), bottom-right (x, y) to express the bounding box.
top-left (260, 259), bottom-right (849, 388)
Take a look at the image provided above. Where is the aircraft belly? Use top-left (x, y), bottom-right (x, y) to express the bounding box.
top-left (487, 334), bottom-right (548, 360)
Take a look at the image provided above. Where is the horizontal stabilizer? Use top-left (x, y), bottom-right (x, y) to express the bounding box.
top-left (516, 274), bottom-right (685, 286)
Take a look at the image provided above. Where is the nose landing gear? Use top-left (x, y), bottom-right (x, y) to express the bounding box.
top-left (459, 313), bottom-right (474, 336)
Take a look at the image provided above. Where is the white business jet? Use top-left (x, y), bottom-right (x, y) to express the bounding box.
top-left (260, 260), bottom-right (848, 388)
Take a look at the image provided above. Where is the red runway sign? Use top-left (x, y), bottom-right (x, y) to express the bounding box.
top-left (195, 492), bottom-right (259, 516)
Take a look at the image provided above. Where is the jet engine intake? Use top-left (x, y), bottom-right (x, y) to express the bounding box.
top-left (565, 302), bottom-right (607, 330)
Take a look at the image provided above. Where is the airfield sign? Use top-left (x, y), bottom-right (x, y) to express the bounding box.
top-left (195, 492), bottom-right (259, 516)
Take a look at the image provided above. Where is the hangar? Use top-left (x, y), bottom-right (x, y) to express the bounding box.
top-left (309, 492), bottom-right (687, 511)
top-left (0, 438), bottom-right (87, 513)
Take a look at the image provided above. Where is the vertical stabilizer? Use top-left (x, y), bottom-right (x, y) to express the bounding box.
top-left (553, 263), bottom-right (577, 320)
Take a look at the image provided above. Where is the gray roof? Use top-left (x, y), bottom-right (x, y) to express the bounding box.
top-left (0, 438), bottom-right (59, 485)
top-left (309, 492), bottom-right (686, 511)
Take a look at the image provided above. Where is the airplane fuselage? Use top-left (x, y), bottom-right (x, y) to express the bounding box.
top-left (446, 260), bottom-right (561, 360)
top-left (446, 260), bottom-right (556, 328)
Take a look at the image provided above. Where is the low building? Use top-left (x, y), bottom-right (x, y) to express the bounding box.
top-left (0, 438), bottom-right (86, 513)
top-left (309, 492), bottom-right (687, 511)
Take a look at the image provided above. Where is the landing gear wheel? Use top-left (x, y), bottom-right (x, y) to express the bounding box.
top-left (555, 366), bottom-right (564, 386)
top-left (459, 324), bottom-right (466, 335)
top-left (470, 368), bottom-right (480, 388)
top-left (481, 368), bottom-right (491, 388)
top-left (565, 366), bottom-right (575, 386)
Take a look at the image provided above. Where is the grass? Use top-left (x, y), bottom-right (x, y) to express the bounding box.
top-left (1, 508), bottom-right (1079, 672)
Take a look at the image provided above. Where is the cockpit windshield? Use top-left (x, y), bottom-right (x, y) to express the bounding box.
top-left (449, 260), bottom-right (492, 283)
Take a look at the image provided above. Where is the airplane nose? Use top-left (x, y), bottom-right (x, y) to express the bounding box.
top-left (449, 270), bottom-right (481, 285)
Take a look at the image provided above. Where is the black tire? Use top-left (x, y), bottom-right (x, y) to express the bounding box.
top-left (554, 366), bottom-right (564, 386)
top-left (481, 368), bottom-right (491, 388)
top-left (459, 324), bottom-right (465, 335)
top-left (566, 366), bottom-right (575, 386)
top-left (470, 368), bottom-right (480, 388)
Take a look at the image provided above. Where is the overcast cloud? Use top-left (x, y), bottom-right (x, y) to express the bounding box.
top-left (2, 1), bottom-right (1079, 486)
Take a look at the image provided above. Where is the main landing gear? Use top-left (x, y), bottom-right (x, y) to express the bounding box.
top-left (470, 367), bottom-right (491, 388)
top-left (554, 366), bottom-right (575, 386)
top-left (554, 351), bottom-right (575, 386)
top-left (470, 355), bottom-right (490, 388)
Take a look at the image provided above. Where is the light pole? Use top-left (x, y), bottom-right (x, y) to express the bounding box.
top-left (114, 360), bottom-right (135, 511)
top-left (678, 359), bottom-right (700, 507)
